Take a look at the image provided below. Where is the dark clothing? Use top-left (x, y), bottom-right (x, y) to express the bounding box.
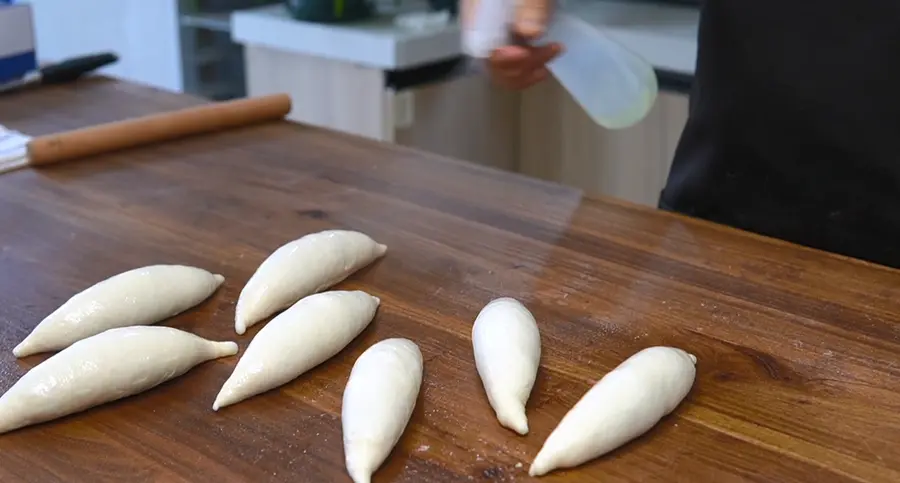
top-left (660, 0), bottom-right (900, 268)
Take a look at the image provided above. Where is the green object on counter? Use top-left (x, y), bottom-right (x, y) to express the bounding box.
top-left (284, 0), bottom-right (374, 23)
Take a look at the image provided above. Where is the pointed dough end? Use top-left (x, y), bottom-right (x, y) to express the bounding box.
top-left (528, 454), bottom-right (553, 477)
top-left (497, 406), bottom-right (529, 435)
top-left (504, 419), bottom-right (529, 436)
top-left (12, 342), bottom-right (30, 358)
top-left (212, 390), bottom-right (236, 411)
top-left (212, 341), bottom-right (239, 358)
top-left (347, 465), bottom-right (373, 483)
top-left (489, 394), bottom-right (529, 435)
top-left (375, 244), bottom-right (388, 257)
top-left (212, 372), bottom-right (264, 411)
top-left (234, 310), bottom-right (265, 335)
top-left (213, 274), bottom-right (225, 285)
top-left (11, 338), bottom-right (40, 358)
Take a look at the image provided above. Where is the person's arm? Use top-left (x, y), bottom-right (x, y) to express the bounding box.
top-left (460, 0), bottom-right (564, 90)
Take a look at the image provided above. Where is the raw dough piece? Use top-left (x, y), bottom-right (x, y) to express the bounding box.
top-left (14, 265), bottom-right (225, 357)
top-left (529, 346), bottom-right (697, 477)
top-left (214, 290), bottom-right (380, 410)
top-left (0, 326), bottom-right (237, 435)
top-left (472, 297), bottom-right (541, 435)
top-left (342, 338), bottom-right (423, 483)
top-left (234, 230), bottom-right (387, 335)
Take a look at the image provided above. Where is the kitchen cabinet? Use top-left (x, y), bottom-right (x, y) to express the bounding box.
top-left (393, 74), bottom-right (520, 172)
top-left (234, 5), bottom-right (520, 171)
top-left (519, 78), bottom-right (690, 207)
top-left (242, 46), bottom-right (391, 140)
top-left (242, 46), bottom-right (520, 172)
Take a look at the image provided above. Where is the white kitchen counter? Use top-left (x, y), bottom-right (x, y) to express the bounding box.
top-left (232, 0), bottom-right (699, 75)
top-left (232, 4), bottom-right (462, 70)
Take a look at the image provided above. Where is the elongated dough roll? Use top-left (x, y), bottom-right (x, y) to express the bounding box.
top-left (13, 265), bottom-right (225, 358)
top-left (529, 346), bottom-right (697, 476)
top-left (472, 297), bottom-right (541, 435)
top-left (234, 230), bottom-right (387, 335)
top-left (0, 326), bottom-right (237, 435)
top-left (213, 290), bottom-right (380, 410)
top-left (342, 338), bottom-right (423, 483)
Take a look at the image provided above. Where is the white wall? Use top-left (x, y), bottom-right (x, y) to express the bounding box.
top-left (24, 0), bottom-right (183, 92)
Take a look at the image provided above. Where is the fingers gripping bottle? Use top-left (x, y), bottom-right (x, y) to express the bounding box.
top-left (461, 0), bottom-right (659, 130)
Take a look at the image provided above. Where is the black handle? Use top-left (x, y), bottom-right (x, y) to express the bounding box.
top-left (39, 52), bottom-right (119, 84)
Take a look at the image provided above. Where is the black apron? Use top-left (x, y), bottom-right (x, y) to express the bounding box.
top-left (660, 0), bottom-right (900, 268)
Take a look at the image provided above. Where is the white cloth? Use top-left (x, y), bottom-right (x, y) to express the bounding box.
top-left (0, 125), bottom-right (29, 166)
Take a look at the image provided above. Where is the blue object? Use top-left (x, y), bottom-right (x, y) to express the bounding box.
top-left (0, 2), bottom-right (37, 84)
top-left (0, 51), bottom-right (36, 84)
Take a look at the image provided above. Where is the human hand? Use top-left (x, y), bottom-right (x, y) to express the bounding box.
top-left (461, 0), bottom-right (564, 90)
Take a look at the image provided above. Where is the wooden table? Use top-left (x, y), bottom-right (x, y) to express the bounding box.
top-left (0, 78), bottom-right (898, 483)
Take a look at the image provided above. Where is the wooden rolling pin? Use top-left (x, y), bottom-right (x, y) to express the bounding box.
top-left (26, 93), bottom-right (292, 166)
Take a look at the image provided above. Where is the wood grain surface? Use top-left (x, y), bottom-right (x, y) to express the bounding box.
top-left (0, 78), bottom-right (899, 483)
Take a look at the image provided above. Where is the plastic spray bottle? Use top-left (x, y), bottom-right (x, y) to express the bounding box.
top-left (462, 0), bottom-right (659, 129)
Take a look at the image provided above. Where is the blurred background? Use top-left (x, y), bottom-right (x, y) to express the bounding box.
top-left (15, 0), bottom-right (700, 209)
